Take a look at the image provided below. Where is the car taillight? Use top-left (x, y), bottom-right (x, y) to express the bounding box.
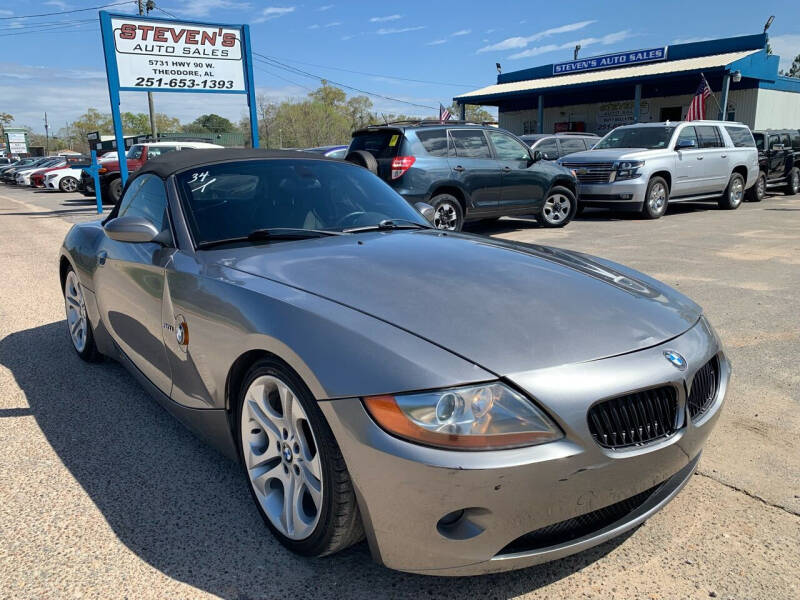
top-left (390, 156), bottom-right (415, 180)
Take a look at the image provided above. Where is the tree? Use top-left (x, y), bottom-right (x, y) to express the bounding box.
top-left (155, 113), bottom-right (181, 133)
top-left (184, 113), bottom-right (237, 133)
top-left (309, 80), bottom-right (347, 108)
top-left (0, 112), bottom-right (12, 140)
top-left (121, 112), bottom-right (150, 135)
top-left (780, 53), bottom-right (800, 78)
top-left (448, 103), bottom-right (496, 123)
top-left (346, 95), bottom-right (374, 131)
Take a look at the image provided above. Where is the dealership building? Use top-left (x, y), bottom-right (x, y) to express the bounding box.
top-left (454, 34), bottom-right (800, 136)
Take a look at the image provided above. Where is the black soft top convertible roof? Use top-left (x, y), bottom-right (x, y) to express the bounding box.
top-left (135, 148), bottom-right (341, 179)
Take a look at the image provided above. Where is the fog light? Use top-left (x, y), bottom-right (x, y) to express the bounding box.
top-left (620, 193), bottom-right (632, 199)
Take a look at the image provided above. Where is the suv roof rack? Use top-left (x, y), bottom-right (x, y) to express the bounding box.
top-left (554, 131), bottom-right (600, 137)
top-left (367, 119), bottom-right (498, 128)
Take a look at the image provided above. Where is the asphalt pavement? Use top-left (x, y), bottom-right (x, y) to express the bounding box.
top-left (0, 184), bottom-right (798, 599)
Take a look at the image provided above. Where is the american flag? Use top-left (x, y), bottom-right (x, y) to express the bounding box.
top-left (439, 103), bottom-right (452, 122)
top-left (685, 78), bottom-right (712, 121)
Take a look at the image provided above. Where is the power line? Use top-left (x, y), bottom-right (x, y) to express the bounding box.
top-left (260, 54), bottom-right (480, 88)
top-left (0, 18), bottom-right (96, 32)
top-left (0, 22), bottom-right (98, 37)
top-left (253, 53), bottom-right (437, 111)
top-left (0, 1), bottom-right (135, 20)
top-left (254, 65), bottom-right (314, 91)
top-left (154, 6), bottom-right (180, 20)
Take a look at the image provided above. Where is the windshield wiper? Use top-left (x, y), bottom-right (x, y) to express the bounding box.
top-left (343, 219), bottom-right (432, 233)
top-left (197, 227), bottom-right (344, 250)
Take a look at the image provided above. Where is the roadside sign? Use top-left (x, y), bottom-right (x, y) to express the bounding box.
top-left (5, 130), bottom-right (28, 155)
top-left (98, 11), bottom-right (259, 197)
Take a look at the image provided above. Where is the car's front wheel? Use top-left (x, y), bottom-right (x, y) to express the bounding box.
top-left (719, 172), bottom-right (744, 210)
top-left (63, 267), bottom-right (101, 362)
top-left (786, 167), bottom-right (799, 196)
top-left (107, 178), bottom-right (123, 204)
top-left (641, 176), bottom-right (669, 219)
top-left (59, 176), bottom-right (78, 193)
top-left (429, 193), bottom-right (464, 231)
top-left (536, 186), bottom-right (576, 228)
top-left (237, 358), bottom-right (363, 557)
top-left (747, 171), bottom-right (766, 202)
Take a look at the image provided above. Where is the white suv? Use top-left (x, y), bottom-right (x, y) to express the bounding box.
top-left (560, 121), bottom-right (759, 218)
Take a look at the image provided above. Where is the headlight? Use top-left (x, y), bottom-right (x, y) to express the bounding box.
top-left (363, 382), bottom-right (562, 450)
top-left (614, 160), bottom-right (644, 181)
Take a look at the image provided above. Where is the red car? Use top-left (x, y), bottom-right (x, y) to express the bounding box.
top-left (30, 156), bottom-right (88, 188)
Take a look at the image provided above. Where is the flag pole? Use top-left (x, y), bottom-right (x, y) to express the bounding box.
top-left (700, 72), bottom-right (723, 115)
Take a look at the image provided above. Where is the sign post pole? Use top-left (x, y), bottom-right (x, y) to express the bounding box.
top-left (99, 11), bottom-right (129, 188)
top-left (242, 24), bottom-right (259, 148)
top-left (89, 150), bottom-right (103, 214)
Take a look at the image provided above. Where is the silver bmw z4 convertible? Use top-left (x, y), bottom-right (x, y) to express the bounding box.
top-left (59, 149), bottom-right (729, 576)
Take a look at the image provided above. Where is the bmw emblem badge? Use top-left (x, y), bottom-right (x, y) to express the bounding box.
top-left (663, 350), bottom-right (687, 371)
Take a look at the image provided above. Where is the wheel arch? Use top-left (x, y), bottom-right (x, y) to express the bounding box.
top-left (731, 164), bottom-right (748, 184)
top-left (649, 170), bottom-right (672, 192)
top-left (549, 176), bottom-right (577, 197)
top-left (428, 184), bottom-right (469, 214)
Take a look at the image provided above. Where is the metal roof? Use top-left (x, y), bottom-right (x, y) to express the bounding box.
top-left (456, 49), bottom-right (760, 103)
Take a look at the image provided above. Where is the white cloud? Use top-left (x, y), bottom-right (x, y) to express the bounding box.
top-left (370, 15), bottom-right (401, 23)
top-left (508, 29), bottom-right (633, 59)
top-left (451, 29), bottom-right (471, 37)
top-left (376, 26), bottom-right (426, 35)
top-left (317, 4), bottom-right (334, 10)
top-left (168, 0), bottom-right (252, 18)
top-left (308, 24), bottom-right (320, 29)
top-left (426, 39), bottom-right (447, 46)
top-left (770, 34), bottom-right (800, 72)
top-left (253, 6), bottom-right (296, 23)
top-left (477, 20), bottom-right (596, 53)
top-left (324, 21), bottom-right (341, 27)
top-left (0, 10), bottom-right (13, 16)
top-left (44, 1), bottom-right (71, 9)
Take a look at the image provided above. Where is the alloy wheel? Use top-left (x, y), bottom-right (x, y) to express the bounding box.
top-left (757, 175), bottom-right (766, 198)
top-left (433, 202), bottom-right (458, 230)
top-left (542, 193), bottom-right (571, 225)
top-left (730, 177), bottom-right (743, 207)
top-left (241, 375), bottom-right (323, 541)
top-left (61, 177), bottom-right (78, 193)
top-left (64, 270), bottom-right (88, 352)
top-left (791, 171), bottom-right (799, 194)
top-left (649, 182), bottom-right (667, 213)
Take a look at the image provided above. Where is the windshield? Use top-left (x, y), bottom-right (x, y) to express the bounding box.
top-left (595, 126), bottom-right (676, 150)
top-left (176, 158), bottom-right (428, 246)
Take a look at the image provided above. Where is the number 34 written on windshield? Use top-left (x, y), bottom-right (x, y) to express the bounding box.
top-left (133, 77), bottom-right (234, 89)
top-left (189, 171), bottom-right (216, 193)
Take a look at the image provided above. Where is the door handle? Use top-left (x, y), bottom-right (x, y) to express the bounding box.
top-left (696, 156), bottom-right (704, 160)
top-left (721, 154), bottom-right (727, 158)
top-left (453, 165), bottom-right (465, 172)
top-left (97, 250), bottom-right (108, 266)
top-left (502, 166), bottom-right (512, 172)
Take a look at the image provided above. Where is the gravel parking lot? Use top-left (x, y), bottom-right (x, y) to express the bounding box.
top-left (1, 184), bottom-right (798, 599)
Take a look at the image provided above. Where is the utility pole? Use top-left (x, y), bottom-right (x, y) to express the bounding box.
top-left (44, 112), bottom-right (50, 155)
top-left (139, 0), bottom-right (158, 141)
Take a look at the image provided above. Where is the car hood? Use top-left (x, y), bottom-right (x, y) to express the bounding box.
top-left (561, 148), bottom-right (666, 162)
top-left (215, 231), bottom-right (701, 375)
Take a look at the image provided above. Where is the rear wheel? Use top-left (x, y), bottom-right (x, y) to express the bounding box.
top-left (786, 167), bottom-right (800, 196)
top-left (718, 172), bottom-right (744, 210)
top-left (59, 176), bottom-right (78, 193)
top-left (63, 267), bottom-right (101, 362)
top-left (429, 193), bottom-right (464, 231)
top-left (536, 186), bottom-right (576, 228)
top-left (746, 171), bottom-right (766, 202)
top-left (237, 358), bottom-right (363, 557)
top-left (641, 176), bottom-right (669, 219)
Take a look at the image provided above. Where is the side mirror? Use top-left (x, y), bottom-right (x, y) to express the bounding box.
top-left (104, 215), bottom-right (160, 243)
top-left (414, 202), bottom-right (436, 223)
top-left (675, 138), bottom-right (697, 150)
top-left (532, 150), bottom-right (543, 163)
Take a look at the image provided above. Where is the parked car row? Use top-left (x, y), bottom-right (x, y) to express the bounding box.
top-left (0, 154), bottom-right (89, 191)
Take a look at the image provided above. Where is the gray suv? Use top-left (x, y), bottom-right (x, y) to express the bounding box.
top-left (347, 122), bottom-right (579, 230)
top-left (519, 132), bottom-right (600, 161)
top-left (560, 121), bottom-right (759, 218)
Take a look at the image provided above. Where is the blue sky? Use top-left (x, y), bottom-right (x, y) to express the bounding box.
top-left (1, 0), bottom-right (798, 133)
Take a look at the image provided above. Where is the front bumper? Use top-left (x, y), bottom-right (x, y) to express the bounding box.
top-left (577, 178), bottom-right (647, 209)
top-left (320, 318), bottom-right (728, 575)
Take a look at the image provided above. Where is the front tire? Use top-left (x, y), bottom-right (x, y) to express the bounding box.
top-left (429, 193), bottom-right (464, 231)
top-left (63, 267), bottom-right (101, 362)
top-left (107, 178), bottom-right (123, 204)
top-left (237, 358), bottom-right (363, 557)
top-left (59, 176), bottom-right (78, 193)
top-left (785, 167), bottom-right (799, 196)
top-left (719, 172), bottom-right (744, 210)
top-left (536, 185), bottom-right (577, 228)
top-left (747, 171), bottom-right (766, 202)
top-left (641, 176), bottom-right (669, 219)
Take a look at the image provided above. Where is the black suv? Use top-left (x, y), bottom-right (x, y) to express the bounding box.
top-left (749, 129), bottom-right (800, 200)
top-left (346, 121), bottom-right (578, 230)
top-left (519, 132), bottom-right (600, 161)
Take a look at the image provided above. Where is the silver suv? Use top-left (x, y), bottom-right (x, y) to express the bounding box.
top-left (560, 121), bottom-right (759, 218)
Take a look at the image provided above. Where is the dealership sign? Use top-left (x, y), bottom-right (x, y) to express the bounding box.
top-left (553, 47), bottom-right (667, 75)
top-left (97, 11), bottom-right (259, 195)
top-left (5, 131), bottom-right (28, 155)
top-left (108, 16), bottom-right (247, 92)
